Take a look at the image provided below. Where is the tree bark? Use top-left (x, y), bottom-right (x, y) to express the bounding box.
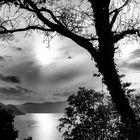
top-left (96, 55), bottom-right (139, 139)
top-left (89, 0), bottom-right (140, 139)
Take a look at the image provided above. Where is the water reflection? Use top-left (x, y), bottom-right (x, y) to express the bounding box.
top-left (15, 113), bottom-right (63, 140)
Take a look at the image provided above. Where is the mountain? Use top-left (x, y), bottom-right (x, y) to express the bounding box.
top-left (15, 101), bottom-right (68, 113)
top-left (6, 105), bottom-right (25, 115)
top-left (0, 103), bottom-right (25, 115)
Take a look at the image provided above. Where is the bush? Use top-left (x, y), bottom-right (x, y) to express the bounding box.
top-left (58, 87), bottom-right (130, 140)
top-left (0, 104), bottom-right (18, 140)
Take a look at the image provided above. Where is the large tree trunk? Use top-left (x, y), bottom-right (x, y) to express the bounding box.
top-left (89, 0), bottom-right (140, 139)
top-left (97, 55), bottom-right (139, 139)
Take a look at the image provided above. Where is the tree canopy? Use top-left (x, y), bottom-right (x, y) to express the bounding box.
top-left (0, 0), bottom-right (139, 43)
top-left (58, 87), bottom-right (140, 140)
top-left (0, 104), bottom-right (18, 140)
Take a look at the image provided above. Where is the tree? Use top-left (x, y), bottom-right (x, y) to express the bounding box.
top-left (0, 0), bottom-right (139, 138)
top-left (58, 87), bottom-right (131, 140)
top-left (58, 87), bottom-right (140, 140)
top-left (0, 104), bottom-right (18, 140)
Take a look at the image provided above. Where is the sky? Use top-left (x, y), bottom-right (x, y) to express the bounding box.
top-left (0, 30), bottom-right (140, 105)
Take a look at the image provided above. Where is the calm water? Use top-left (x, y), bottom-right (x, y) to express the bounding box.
top-left (14, 113), bottom-right (64, 140)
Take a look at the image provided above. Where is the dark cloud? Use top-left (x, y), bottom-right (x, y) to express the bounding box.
top-left (6, 59), bottom-right (89, 87)
top-left (6, 61), bottom-right (41, 84)
top-left (120, 48), bottom-right (140, 71)
top-left (4, 44), bottom-right (96, 100)
top-left (53, 91), bottom-right (74, 98)
top-left (120, 61), bottom-right (140, 71)
top-left (16, 47), bottom-right (23, 51)
top-left (46, 68), bottom-right (82, 84)
top-left (0, 56), bottom-right (5, 61)
top-left (64, 50), bottom-right (72, 59)
top-left (0, 85), bottom-right (34, 100)
top-left (53, 93), bottom-right (62, 97)
top-left (68, 56), bottom-right (72, 59)
top-left (130, 62), bottom-right (140, 70)
top-left (10, 45), bottom-right (24, 52)
top-left (0, 73), bottom-right (20, 83)
top-left (0, 86), bottom-right (33, 95)
top-left (130, 49), bottom-right (140, 59)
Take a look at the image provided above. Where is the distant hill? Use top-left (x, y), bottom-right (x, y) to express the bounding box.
top-left (15, 101), bottom-right (68, 113)
top-left (6, 105), bottom-right (25, 115)
top-left (0, 103), bottom-right (25, 115)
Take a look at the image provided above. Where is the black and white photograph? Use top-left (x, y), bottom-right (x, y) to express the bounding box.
top-left (0, 0), bottom-right (140, 140)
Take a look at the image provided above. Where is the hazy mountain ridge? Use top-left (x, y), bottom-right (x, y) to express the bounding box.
top-left (0, 103), bottom-right (25, 115)
top-left (6, 105), bottom-right (25, 115)
top-left (15, 101), bottom-right (68, 113)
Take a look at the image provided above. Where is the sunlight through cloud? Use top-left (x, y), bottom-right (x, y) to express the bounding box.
top-left (34, 40), bottom-right (54, 66)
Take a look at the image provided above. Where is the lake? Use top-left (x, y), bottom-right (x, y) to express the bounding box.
top-left (14, 113), bottom-right (64, 140)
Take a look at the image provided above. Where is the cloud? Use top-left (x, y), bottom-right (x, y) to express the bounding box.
top-left (119, 48), bottom-right (140, 71)
top-left (5, 61), bottom-right (41, 84)
top-left (129, 62), bottom-right (140, 70)
top-left (0, 85), bottom-right (49, 102)
top-left (0, 85), bottom-right (35, 100)
top-left (0, 73), bottom-right (20, 83)
top-left (45, 67), bottom-right (84, 84)
top-left (5, 53), bottom-right (99, 97)
top-left (53, 91), bottom-right (74, 98)
top-left (6, 57), bottom-right (92, 86)
top-left (0, 56), bottom-right (5, 61)
top-left (120, 62), bottom-right (136, 70)
top-left (3, 38), bottom-right (99, 102)
top-left (0, 85), bottom-right (33, 95)
top-left (16, 47), bottom-right (23, 51)
top-left (130, 49), bottom-right (140, 59)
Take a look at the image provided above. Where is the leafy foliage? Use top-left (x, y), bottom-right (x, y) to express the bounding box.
top-left (58, 87), bottom-right (140, 140)
top-left (0, 104), bottom-right (18, 140)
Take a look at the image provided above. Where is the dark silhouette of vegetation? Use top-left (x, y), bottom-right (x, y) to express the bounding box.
top-left (58, 87), bottom-right (140, 140)
top-left (0, 104), bottom-right (18, 140)
top-left (0, 0), bottom-right (140, 138)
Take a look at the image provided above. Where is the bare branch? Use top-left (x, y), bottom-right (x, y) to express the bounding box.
top-left (109, 0), bottom-right (130, 15)
top-left (110, 10), bottom-right (120, 29)
top-left (113, 28), bottom-right (140, 43)
top-left (0, 26), bottom-right (54, 34)
top-left (109, 0), bottom-right (130, 29)
top-left (39, 8), bottom-right (62, 25)
top-left (25, 0), bottom-right (98, 58)
top-left (26, 0), bottom-right (59, 30)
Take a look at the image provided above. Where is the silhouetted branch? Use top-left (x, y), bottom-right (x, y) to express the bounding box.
top-left (26, 0), bottom-right (98, 57)
top-left (39, 8), bottom-right (62, 25)
top-left (110, 10), bottom-right (120, 29)
top-left (110, 0), bottom-right (130, 29)
top-left (0, 26), bottom-right (54, 34)
top-left (109, 0), bottom-right (130, 15)
top-left (113, 28), bottom-right (140, 42)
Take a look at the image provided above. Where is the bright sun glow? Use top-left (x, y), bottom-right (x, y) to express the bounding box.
top-left (34, 40), bottom-right (54, 66)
